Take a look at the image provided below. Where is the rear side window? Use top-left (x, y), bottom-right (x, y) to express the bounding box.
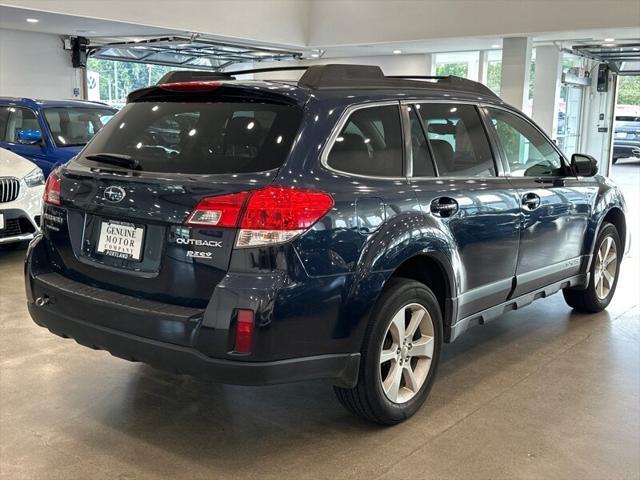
top-left (43, 107), bottom-right (116, 147)
top-left (416, 103), bottom-right (495, 177)
top-left (327, 105), bottom-right (403, 177)
top-left (79, 102), bottom-right (302, 174)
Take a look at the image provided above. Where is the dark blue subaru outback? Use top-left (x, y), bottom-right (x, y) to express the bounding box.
top-left (25, 65), bottom-right (628, 424)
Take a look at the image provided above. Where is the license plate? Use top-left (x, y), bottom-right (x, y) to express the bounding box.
top-left (0, 213), bottom-right (4, 230)
top-left (96, 220), bottom-right (144, 261)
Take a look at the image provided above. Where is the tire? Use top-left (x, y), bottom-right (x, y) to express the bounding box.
top-left (563, 222), bottom-right (621, 313)
top-left (334, 278), bottom-right (443, 425)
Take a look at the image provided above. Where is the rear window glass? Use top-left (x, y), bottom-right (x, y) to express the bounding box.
top-left (78, 102), bottom-right (302, 174)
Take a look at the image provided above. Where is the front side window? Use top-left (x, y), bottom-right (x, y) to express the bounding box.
top-left (78, 101), bottom-right (302, 174)
top-left (327, 105), bottom-right (403, 177)
top-left (486, 108), bottom-right (565, 177)
top-left (415, 103), bottom-right (495, 177)
top-left (3, 107), bottom-right (40, 143)
top-left (43, 107), bottom-right (116, 147)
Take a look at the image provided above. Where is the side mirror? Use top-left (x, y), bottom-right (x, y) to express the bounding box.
top-left (571, 153), bottom-right (598, 177)
top-left (16, 129), bottom-right (43, 145)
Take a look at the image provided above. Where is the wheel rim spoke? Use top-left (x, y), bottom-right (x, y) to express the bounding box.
top-left (403, 366), bottom-right (420, 393)
top-left (602, 269), bottom-right (614, 290)
top-left (595, 235), bottom-right (617, 300)
top-left (410, 336), bottom-right (434, 359)
top-left (383, 361), bottom-right (402, 402)
top-left (405, 308), bottom-right (424, 339)
top-left (389, 308), bottom-right (405, 341)
top-left (380, 348), bottom-right (397, 365)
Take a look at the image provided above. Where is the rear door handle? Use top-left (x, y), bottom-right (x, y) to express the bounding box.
top-left (430, 197), bottom-right (459, 218)
top-left (521, 192), bottom-right (541, 210)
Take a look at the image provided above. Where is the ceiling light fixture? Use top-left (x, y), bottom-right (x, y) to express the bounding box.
top-left (491, 44), bottom-right (501, 48)
top-left (311, 53), bottom-right (320, 58)
top-left (393, 49), bottom-right (402, 55)
top-left (604, 38), bottom-right (615, 42)
top-left (26, 18), bottom-right (39, 23)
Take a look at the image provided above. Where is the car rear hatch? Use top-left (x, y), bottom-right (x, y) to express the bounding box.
top-left (41, 81), bottom-right (304, 320)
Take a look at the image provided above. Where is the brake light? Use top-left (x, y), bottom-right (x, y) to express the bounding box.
top-left (184, 186), bottom-right (334, 247)
top-left (234, 309), bottom-right (255, 353)
top-left (43, 172), bottom-right (61, 206)
top-left (159, 81), bottom-right (222, 92)
top-left (186, 192), bottom-right (248, 227)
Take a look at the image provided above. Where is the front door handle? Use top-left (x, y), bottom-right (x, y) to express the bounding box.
top-left (430, 197), bottom-right (459, 218)
top-left (522, 192), bottom-right (541, 210)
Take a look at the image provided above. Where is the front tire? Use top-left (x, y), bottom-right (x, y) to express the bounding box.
top-left (563, 222), bottom-right (621, 312)
top-left (334, 278), bottom-right (443, 425)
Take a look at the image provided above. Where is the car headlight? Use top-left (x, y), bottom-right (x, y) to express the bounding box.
top-left (23, 167), bottom-right (45, 187)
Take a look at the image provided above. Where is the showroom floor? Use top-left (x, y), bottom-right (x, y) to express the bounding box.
top-left (1, 162), bottom-right (638, 480)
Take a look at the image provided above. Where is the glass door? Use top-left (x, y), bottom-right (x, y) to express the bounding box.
top-left (557, 85), bottom-right (583, 156)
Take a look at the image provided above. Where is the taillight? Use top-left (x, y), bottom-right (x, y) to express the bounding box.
top-left (186, 192), bottom-right (249, 227)
top-left (185, 186), bottom-right (334, 248)
top-left (237, 186), bottom-right (334, 248)
top-left (234, 309), bottom-right (255, 353)
top-left (43, 172), bottom-right (61, 206)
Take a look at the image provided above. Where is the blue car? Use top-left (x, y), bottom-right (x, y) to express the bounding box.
top-left (25, 65), bottom-right (628, 424)
top-left (0, 97), bottom-right (117, 177)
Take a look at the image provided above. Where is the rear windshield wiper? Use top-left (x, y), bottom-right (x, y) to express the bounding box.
top-left (84, 153), bottom-right (141, 170)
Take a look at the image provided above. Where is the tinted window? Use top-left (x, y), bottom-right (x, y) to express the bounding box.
top-left (408, 106), bottom-right (436, 177)
top-left (487, 108), bottom-right (564, 177)
top-left (327, 105), bottom-right (403, 177)
top-left (3, 107), bottom-right (40, 142)
top-left (78, 101), bottom-right (302, 174)
top-left (43, 107), bottom-right (116, 147)
top-left (416, 103), bottom-right (495, 177)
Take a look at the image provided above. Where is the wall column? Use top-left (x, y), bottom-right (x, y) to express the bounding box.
top-left (500, 37), bottom-right (532, 110)
top-left (532, 45), bottom-right (563, 138)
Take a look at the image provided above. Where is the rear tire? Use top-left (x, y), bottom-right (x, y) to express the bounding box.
top-left (563, 222), bottom-right (621, 313)
top-left (334, 278), bottom-right (443, 425)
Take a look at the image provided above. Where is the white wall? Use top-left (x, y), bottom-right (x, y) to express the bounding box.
top-left (307, 0), bottom-right (640, 46)
top-left (0, 28), bottom-right (83, 99)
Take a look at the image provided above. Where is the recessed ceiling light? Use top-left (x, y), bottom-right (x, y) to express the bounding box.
top-left (633, 47), bottom-right (640, 51)
top-left (393, 49), bottom-right (402, 54)
top-left (26, 18), bottom-right (39, 23)
top-left (604, 38), bottom-right (615, 42)
top-left (491, 44), bottom-right (501, 48)
top-left (603, 43), bottom-right (616, 47)
top-left (311, 53), bottom-right (320, 58)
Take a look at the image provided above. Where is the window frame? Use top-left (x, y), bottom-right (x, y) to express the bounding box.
top-left (479, 105), bottom-right (571, 179)
top-left (321, 101), bottom-right (408, 179)
top-left (403, 100), bottom-right (504, 179)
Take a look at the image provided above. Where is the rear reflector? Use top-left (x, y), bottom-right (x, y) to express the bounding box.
top-left (234, 309), bottom-right (255, 354)
top-left (159, 81), bottom-right (222, 92)
top-left (43, 172), bottom-right (61, 206)
top-left (185, 186), bottom-right (334, 248)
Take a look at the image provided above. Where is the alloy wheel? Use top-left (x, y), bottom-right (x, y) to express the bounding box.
top-left (594, 236), bottom-right (617, 300)
top-left (379, 303), bottom-right (435, 404)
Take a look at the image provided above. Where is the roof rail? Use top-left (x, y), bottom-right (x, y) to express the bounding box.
top-left (155, 64), bottom-right (499, 98)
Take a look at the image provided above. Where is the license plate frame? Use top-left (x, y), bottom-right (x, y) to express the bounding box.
top-left (95, 219), bottom-right (145, 262)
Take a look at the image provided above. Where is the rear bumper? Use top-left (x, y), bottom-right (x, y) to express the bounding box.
top-left (28, 302), bottom-right (359, 386)
top-left (25, 237), bottom-right (360, 387)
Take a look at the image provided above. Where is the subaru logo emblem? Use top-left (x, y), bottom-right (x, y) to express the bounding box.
top-left (104, 186), bottom-right (126, 203)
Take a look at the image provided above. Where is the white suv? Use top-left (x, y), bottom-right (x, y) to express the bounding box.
top-left (0, 148), bottom-right (44, 246)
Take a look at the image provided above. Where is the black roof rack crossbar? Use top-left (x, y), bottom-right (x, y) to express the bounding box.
top-left (155, 64), bottom-right (499, 98)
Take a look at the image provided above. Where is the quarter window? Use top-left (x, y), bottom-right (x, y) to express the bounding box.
top-left (486, 108), bottom-right (565, 177)
top-left (327, 105), bottom-right (403, 177)
top-left (415, 104), bottom-right (495, 177)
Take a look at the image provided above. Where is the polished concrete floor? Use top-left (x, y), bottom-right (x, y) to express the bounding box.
top-left (1, 162), bottom-right (639, 480)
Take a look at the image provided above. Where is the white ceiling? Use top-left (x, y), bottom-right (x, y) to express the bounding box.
top-left (1, 3), bottom-right (638, 60)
